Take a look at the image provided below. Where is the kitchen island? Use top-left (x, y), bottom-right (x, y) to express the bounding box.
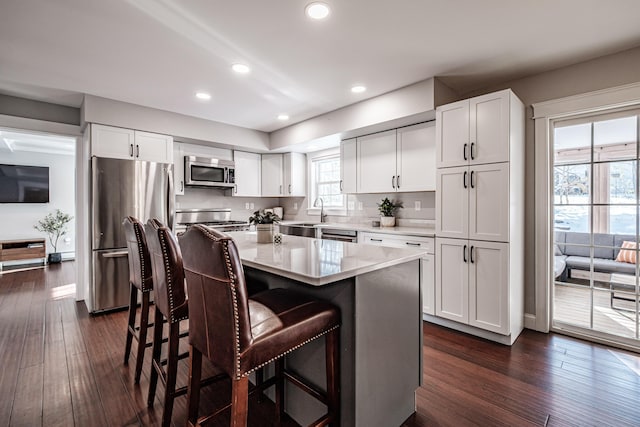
top-left (226, 231), bottom-right (426, 427)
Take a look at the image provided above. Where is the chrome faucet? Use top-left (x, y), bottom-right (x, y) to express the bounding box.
top-left (314, 197), bottom-right (327, 223)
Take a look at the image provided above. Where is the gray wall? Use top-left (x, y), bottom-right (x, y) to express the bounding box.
top-left (0, 94), bottom-right (80, 125)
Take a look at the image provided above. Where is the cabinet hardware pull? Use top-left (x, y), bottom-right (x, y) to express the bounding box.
top-left (129, 144), bottom-right (134, 157)
top-left (463, 143), bottom-right (468, 161)
top-left (471, 142), bottom-right (475, 160)
top-left (397, 175), bottom-right (400, 188)
top-left (371, 238), bottom-right (383, 242)
top-left (463, 245), bottom-right (468, 263)
top-left (279, 185), bottom-right (282, 194)
top-left (234, 184), bottom-right (237, 194)
top-left (470, 246), bottom-right (475, 263)
top-left (470, 170), bottom-right (475, 188)
top-left (340, 180), bottom-right (343, 191)
top-left (180, 181), bottom-right (184, 192)
top-left (405, 242), bottom-right (420, 246)
top-left (136, 144), bottom-right (140, 158)
top-left (463, 171), bottom-right (468, 189)
top-left (392, 175), bottom-right (396, 189)
top-left (288, 184), bottom-right (292, 194)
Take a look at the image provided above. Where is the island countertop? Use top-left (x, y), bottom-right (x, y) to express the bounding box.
top-left (226, 231), bottom-right (427, 286)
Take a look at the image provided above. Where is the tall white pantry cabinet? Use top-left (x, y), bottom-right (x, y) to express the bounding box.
top-left (433, 89), bottom-right (525, 345)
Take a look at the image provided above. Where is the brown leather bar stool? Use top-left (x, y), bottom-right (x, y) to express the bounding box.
top-left (144, 219), bottom-right (192, 427)
top-left (122, 216), bottom-right (154, 384)
top-left (179, 225), bottom-right (341, 427)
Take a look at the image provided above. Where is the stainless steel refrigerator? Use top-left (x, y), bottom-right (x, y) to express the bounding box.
top-left (90, 157), bottom-right (173, 313)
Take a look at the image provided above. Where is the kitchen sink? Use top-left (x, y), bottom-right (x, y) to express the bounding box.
top-left (279, 223), bottom-right (319, 238)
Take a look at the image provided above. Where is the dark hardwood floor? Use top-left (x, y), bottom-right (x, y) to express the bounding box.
top-left (2, 262), bottom-right (640, 426)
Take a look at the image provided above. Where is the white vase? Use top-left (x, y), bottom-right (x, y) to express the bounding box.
top-left (380, 216), bottom-right (395, 227)
top-left (256, 224), bottom-right (274, 243)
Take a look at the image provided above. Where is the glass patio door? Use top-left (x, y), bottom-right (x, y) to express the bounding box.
top-left (552, 109), bottom-right (640, 347)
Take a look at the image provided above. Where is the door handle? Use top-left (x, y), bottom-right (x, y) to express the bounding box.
top-left (397, 175), bottom-right (400, 188)
top-left (463, 245), bottom-right (468, 263)
top-left (371, 238), bottom-right (383, 242)
top-left (129, 144), bottom-right (134, 157)
top-left (405, 242), bottom-right (420, 247)
top-left (180, 180), bottom-right (184, 192)
top-left (279, 184), bottom-right (282, 194)
top-left (471, 142), bottom-right (475, 160)
top-left (234, 184), bottom-right (237, 194)
top-left (463, 143), bottom-right (468, 161)
top-left (136, 144), bottom-right (140, 158)
top-left (340, 180), bottom-right (343, 191)
top-left (288, 184), bottom-right (292, 194)
top-left (103, 250), bottom-right (129, 258)
top-left (470, 170), bottom-right (475, 188)
top-left (392, 175), bottom-right (396, 189)
top-left (463, 171), bottom-right (468, 189)
top-left (470, 246), bottom-right (475, 263)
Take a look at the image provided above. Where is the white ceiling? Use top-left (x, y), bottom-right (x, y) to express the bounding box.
top-left (1, 0), bottom-right (640, 133)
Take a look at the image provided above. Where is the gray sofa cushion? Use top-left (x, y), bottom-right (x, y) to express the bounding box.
top-left (565, 256), bottom-right (637, 275)
top-left (563, 232), bottom-right (614, 259)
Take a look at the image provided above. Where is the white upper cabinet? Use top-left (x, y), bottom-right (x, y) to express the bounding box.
top-left (436, 90), bottom-right (510, 168)
top-left (340, 138), bottom-right (357, 194)
top-left (357, 123), bottom-right (436, 193)
top-left (91, 124), bottom-right (173, 163)
top-left (357, 130), bottom-right (397, 193)
top-left (261, 154), bottom-right (284, 197)
top-left (284, 152), bottom-right (306, 197)
top-left (233, 151), bottom-right (261, 197)
top-left (397, 122), bottom-right (436, 192)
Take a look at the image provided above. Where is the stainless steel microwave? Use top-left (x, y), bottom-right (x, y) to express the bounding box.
top-left (184, 156), bottom-right (235, 188)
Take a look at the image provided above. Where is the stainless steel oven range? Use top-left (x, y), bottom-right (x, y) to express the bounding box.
top-left (174, 208), bottom-right (249, 234)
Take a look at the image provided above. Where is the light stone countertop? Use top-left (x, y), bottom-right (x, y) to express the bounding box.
top-left (279, 221), bottom-right (436, 237)
top-left (226, 231), bottom-right (427, 286)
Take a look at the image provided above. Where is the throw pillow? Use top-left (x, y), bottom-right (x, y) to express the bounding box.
top-left (616, 241), bottom-right (637, 264)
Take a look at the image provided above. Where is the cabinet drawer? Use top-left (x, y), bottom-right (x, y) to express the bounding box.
top-left (360, 232), bottom-right (434, 254)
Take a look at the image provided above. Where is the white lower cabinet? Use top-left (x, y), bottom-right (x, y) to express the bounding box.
top-left (435, 237), bottom-right (509, 335)
top-left (359, 232), bottom-right (434, 315)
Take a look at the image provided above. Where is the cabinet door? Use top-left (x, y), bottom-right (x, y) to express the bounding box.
top-left (435, 166), bottom-right (468, 239)
top-left (357, 130), bottom-right (397, 193)
top-left (435, 237), bottom-right (468, 323)
top-left (91, 124), bottom-right (135, 159)
top-left (468, 240), bottom-right (509, 334)
top-left (174, 143), bottom-right (185, 195)
top-left (469, 91), bottom-right (510, 165)
top-left (422, 254), bottom-right (435, 315)
top-left (234, 151), bottom-right (261, 197)
top-left (134, 131), bottom-right (173, 163)
top-left (397, 122), bottom-right (436, 192)
top-left (435, 99), bottom-right (469, 168)
top-left (284, 152), bottom-right (306, 196)
top-left (261, 154), bottom-right (283, 196)
top-left (340, 138), bottom-right (357, 193)
top-left (469, 162), bottom-right (509, 242)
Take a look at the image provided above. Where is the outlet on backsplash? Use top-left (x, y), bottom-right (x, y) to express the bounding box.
top-left (245, 203), bottom-right (250, 210)
top-left (348, 201), bottom-right (355, 210)
top-left (358, 202), bottom-right (363, 211)
top-left (294, 202), bottom-right (298, 210)
top-left (414, 201), bottom-right (421, 211)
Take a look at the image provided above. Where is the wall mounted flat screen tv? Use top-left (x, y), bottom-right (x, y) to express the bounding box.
top-left (0, 164), bottom-right (50, 203)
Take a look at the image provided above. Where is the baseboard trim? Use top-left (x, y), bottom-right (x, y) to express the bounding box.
top-left (524, 313), bottom-right (537, 330)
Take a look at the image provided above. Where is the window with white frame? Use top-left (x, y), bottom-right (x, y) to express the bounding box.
top-left (309, 154), bottom-right (344, 208)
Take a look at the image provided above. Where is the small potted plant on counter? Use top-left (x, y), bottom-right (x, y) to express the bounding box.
top-left (34, 209), bottom-right (73, 263)
top-left (249, 209), bottom-right (281, 243)
top-left (377, 197), bottom-right (401, 227)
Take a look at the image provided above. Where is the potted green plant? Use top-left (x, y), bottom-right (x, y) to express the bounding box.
top-left (249, 210), bottom-right (281, 243)
top-left (377, 198), bottom-right (402, 227)
top-left (34, 209), bottom-right (73, 263)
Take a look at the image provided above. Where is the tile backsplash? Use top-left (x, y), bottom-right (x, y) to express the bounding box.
top-left (177, 187), bottom-right (435, 225)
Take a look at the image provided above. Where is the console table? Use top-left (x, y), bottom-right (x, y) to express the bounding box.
top-left (0, 238), bottom-right (47, 271)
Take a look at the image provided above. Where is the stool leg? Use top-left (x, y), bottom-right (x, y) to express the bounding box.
top-left (255, 367), bottom-right (264, 403)
top-left (147, 306), bottom-right (163, 408)
top-left (275, 359), bottom-right (285, 426)
top-left (231, 376), bottom-right (249, 427)
top-left (326, 329), bottom-right (340, 426)
top-left (124, 284), bottom-right (137, 365)
top-left (187, 345), bottom-right (202, 427)
top-left (161, 321), bottom-right (180, 427)
top-left (134, 291), bottom-right (150, 384)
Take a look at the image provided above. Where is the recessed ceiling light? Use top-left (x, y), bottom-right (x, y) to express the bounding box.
top-left (232, 63), bottom-right (250, 74)
top-left (305, 2), bottom-right (330, 20)
top-left (351, 85), bottom-right (366, 93)
top-left (195, 92), bottom-right (211, 100)
top-left (278, 114), bottom-right (290, 121)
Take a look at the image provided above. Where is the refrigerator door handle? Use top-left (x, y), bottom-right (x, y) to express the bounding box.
top-left (102, 250), bottom-right (129, 258)
top-left (167, 165), bottom-right (175, 230)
